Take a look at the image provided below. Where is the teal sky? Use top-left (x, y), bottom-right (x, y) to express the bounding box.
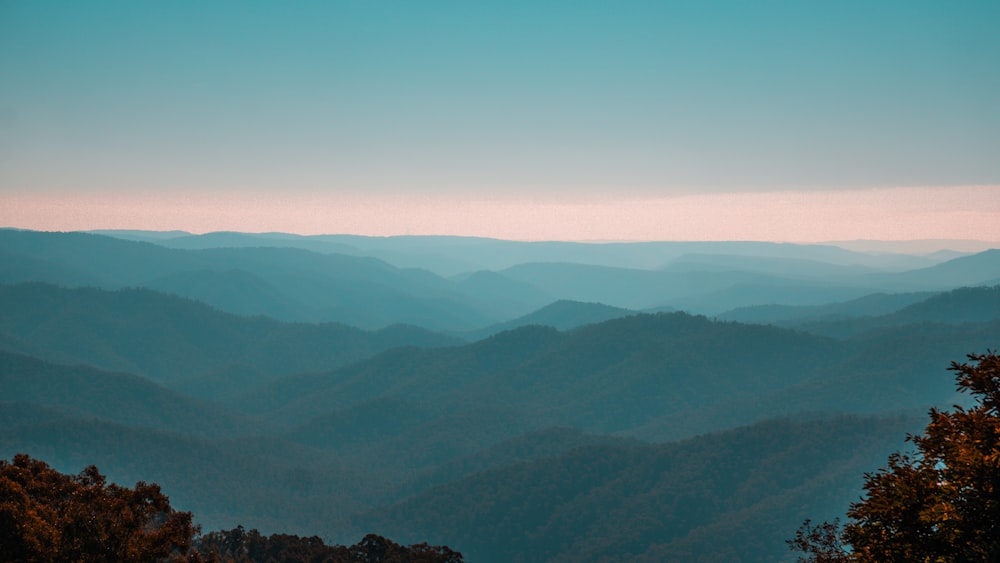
top-left (1, 1), bottom-right (999, 240)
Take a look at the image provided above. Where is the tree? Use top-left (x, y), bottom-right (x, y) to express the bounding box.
top-left (790, 352), bottom-right (1000, 562)
top-left (195, 527), bottom-right (466, 562)
top-left (0, 454), bottom-right (199, 562)
top-left (787, 519), bottom-right (851, 563)
top-left (2, 455), bottom-right (467, 563)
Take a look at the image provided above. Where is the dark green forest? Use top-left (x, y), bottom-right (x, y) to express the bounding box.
top-left (2, 230), bottom-right (999, 561)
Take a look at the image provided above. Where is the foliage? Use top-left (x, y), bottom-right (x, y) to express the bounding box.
top-left (0, 453), bottom-right (199, 562)
top-left (790, 352), bottom-right (1000, 562)
top-left (195, 526), bottom-right (465, 562)
top-left (787, 519), bottom-right (851, 563)
top-left (0, 454), bottom-right (466, 563)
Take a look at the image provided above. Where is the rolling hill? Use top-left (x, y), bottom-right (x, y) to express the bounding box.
top-left (495, 254), bottom-right (998, 314)
top-left (0, 350), bottom-right (258, 438)
top-left (788, 285), bottom-right (1000, 338)
top-left (359, 414), bottom-right (923, 563)
top-left (461, 299), bottom-right (636, 340)
top-left (0, 230), bottom-right (509, 330)
top-left (235, 313), bottom-right (871, 438)
top-left (0, 282), bottom-right (459, 394)
top-left (717, 291), bottom-right (934, 324)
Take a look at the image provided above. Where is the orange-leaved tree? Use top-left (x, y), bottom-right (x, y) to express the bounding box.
top-left (0, 454), bottom-right (199, 562)
top-left (789, 352), bottom-right (1000, 562)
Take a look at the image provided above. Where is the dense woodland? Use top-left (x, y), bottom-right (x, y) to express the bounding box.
top-left (2, 229), bottom-right (999, 561)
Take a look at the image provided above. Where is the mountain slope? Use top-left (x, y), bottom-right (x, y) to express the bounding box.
top-left (662, 252), bottom-right (883, 278)
top-left (717, 291), bottom-right (934, 324)
top-left (493, 250), bottom-right (998, 313)
top-left (499, 261), bottom-right (892, 313)
top-left (242, 313), bottom-right (849, 437)
top-left (449, 270), bottom-right (553, 322)
top-left (360, 414), bottom-right (922, 563)
top-left (0, 230), bottom-right (505, 330)
top-left (880, 248), bottom-right (1000, 288)
top-left (631, 319), bottom-right (1000, 441)
top-left (0, 351), bottom-right (257, 438)
top-left (463, 299), bottom-right (636, 340)
top-left (790, 285), bottom-right (1000, 338)
top-left (143, 268), bottom-right (315, 320)
top-left (881, 284), bottom-right (1000, 324)
top-left (0, 283), bottom-right (459, 391)
top-left (242, 307), bottom-right (998, 454)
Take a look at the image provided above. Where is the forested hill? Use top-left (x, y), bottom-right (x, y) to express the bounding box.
top-left (461, 299), bottom-right (636, 340)
top-left (773, 285), bottom-right (1000, 338)
top-left (238, 310), bottom-right (997, 446)
top-left (360, 414), bottom-right (924, 563)
top-left (1, 406), bottom-right (923, 562)
top-left (717, 291), bottom-right (935, 324)
top-left (0, 282), bottom-right (458, 395)
top-left (238, 313), bottom-right (846, 430)
top-left (0, 350), bottom-right (258, 438)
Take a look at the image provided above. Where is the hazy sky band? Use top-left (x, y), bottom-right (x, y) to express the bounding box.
top-left (1, 1), bottom-right (998, 240)
top-left (4, 186), bottom-right (998, 243)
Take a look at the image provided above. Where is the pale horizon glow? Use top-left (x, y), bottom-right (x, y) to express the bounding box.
top-left (3, 185), bottom-right (998, 246)
top-left (2, 3), bottom-right (998, 245)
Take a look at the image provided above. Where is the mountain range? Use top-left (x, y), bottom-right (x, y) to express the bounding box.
top-left (2, 228), bottom-right (998, 561)
top-left (4, 229), bottom-right (999, 326)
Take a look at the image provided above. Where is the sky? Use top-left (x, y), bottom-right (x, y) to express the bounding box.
top-left (1, 0), bottom-right (999, 243)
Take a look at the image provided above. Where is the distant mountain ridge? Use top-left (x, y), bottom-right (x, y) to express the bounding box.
top-left (462, 299), bottom-right (636, 340)
top-left (501, 250), bottom-right (999, 313)
top-left (4, 229), bottom-right (998, 323)
top-left (0, 230), bottom-right (516, 329)
top-left (718, 291), bottom-right (935, 324)
top-left (90, 229), bottom-right (971, 274)
top-left (785, 285), bottom-right (1000, 338)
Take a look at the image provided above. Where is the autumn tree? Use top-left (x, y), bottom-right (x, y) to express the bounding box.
top-left (1, 455), bottom-right (468, 563)
top-left (0, 454), bottom-right (199, 562)
top-left (195, 526), bottom-right (466, 562)
top-left (790, 352), bottom-right (1000, 562)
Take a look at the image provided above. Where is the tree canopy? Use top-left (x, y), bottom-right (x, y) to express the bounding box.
top-left (790, 351), bottom-right (1000, 562)
top-left (195, 526), bottom-right (465, 563)
top-left (0, 453), bottom-right (198, 562)
top-left (0, 454), bottom-right (466, 562)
